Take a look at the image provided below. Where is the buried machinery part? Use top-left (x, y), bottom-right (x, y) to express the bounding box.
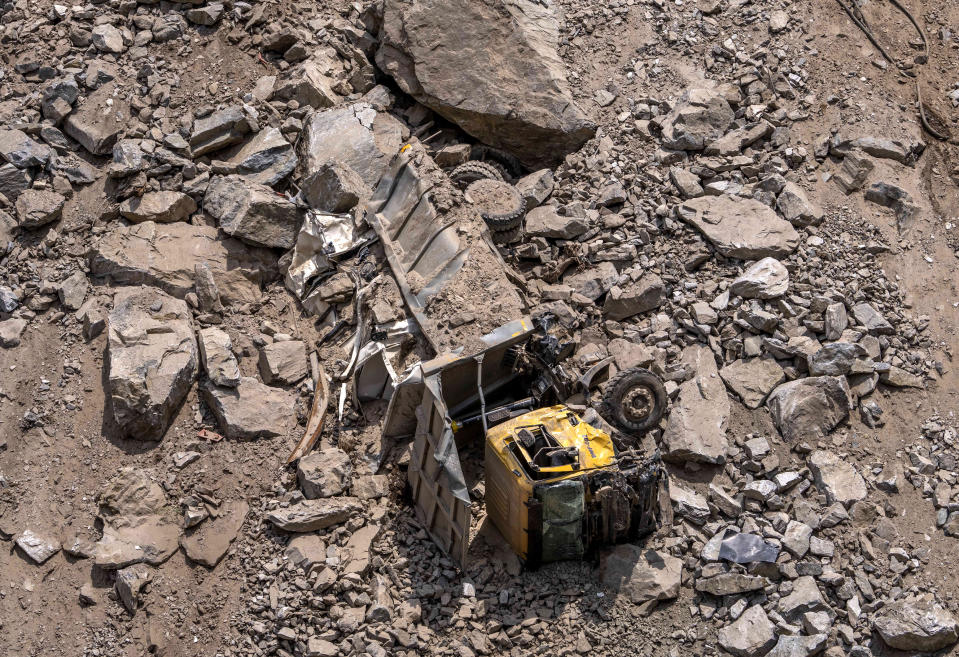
top-left (492, 223), bottom-right (524, 244)
top-left (600, 367), bottom-right (668, 436)
top-left (449, 160), bottom-right (504, 188)
top-left (464, 179), bottom-right (526, 231)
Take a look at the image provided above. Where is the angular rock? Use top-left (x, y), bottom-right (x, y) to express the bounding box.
top-left (91, 24), bottom-right (125, 53)
top-left (719, 358), bottom-right (785, 409)
top-left (120, 191), bottom-right (196, 224)
top-left (779, 576), bottom-right (828, 620)
top-left (669, 482), bottom-right (711, 524)
top-left (764, 634), bottom-right (827, 657)
top-left (601, 546), bottom-right (682, 604)
top-left (204, 175), bottom-right (301, 249)
top-left (563, 261), bottom-right (618, 302)
top-left (730, 258), bottom-right (789, 300)
top-left (669, 167), bottom-right (704, 198)
top-left (179, 500), bottom-right (249, 567)
top-left (659, 88), bottom-right (734, 151)
top-left (201, 377), bottom-right (297, 440)
top-left (663, 345), bottom-right (730, 464)
top-left (108, 287), bottom-right (197, 441)
top-left (0, 129), bottom-right (52, 168)
top-left (298, 448), bottom-right (352, 498)
top-left (93, 467), bottom-right (180, 569)
top-left (525, 206), bottom-right (588, 239)
top-left (258, 340), bottom-right (308, 385)
top-left (64, 83), bottom-right (128, 155)
top-left (850, 302), bottom-right (894, 335)
top-left (823, 302), bottom-right (848, 340)
top-left (342, 524), bottom-right (381, 575)
top-left (807, 450), bottom-right (867, 507)
top-left (807, 342), bottom-right (867, 376)
top-left (717, 605), bottom-right (777, 657)
top-left (376, 0), bottom-right (594, 167)
top-left (211, 127), bottom-right (297, 186)
top-left (302, 102), bottom-right (407, 188)
top-left (91, 221), bottom-right (275, 304)
top-left (776, 182), bottom-right (823, 226)
top-left (274, 60), bottom-right (339, 109)
top-left (0, 318), bottom-right (27, 347)
top-left (515, 169), bottom-right (554, 209)
top-left (115, 563), bottom-right (153, 613)
top-left (874, 595), bottom-right (959, 652)
top-left (695, 573), bottom-right (768, 596)
top-left (766, 376), bottom-right (850, 443)
top-left (603, 273), bottom-right (664, 321)
top-left (198, 327), bottom-right (240, 387)
top-left (15, 189), bottom-right (65, 229)
top-left (16, 529), bottom-right (61, 564)
top-left (267, 497), bottom-right (363, 532)
top-left (678, 195), bottom-right (800, 259)
top-left (185, 3), bottom-right (223, 25)
top-left (58, 270), bottom-right (89, 311)
top-left (301, 161), bottom-right (370, 212)
top-left (0, 163), bottom-right (32, 201)
top-left (190, 106), bottom-right (252, 157)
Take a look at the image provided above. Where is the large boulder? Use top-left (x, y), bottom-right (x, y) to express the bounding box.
top-left (601, 545), bottom-right (682, 604)
top-left (267, 498), bottom-right (363, 532)
top-left (719, 358), bottom-right (785, 409)
top-left (198, 327), bottom-right (240, 387)
top-left (0, 128), bottom-right (52, 168)
top-left (301, 102), bottom-right (407, 188)
top-left (15, 189), bottom-right (65, 229)
top-left (201, 377), bottom-right (297, 440)
top-left (874, 595), bottom-right (959, 652)
top-left (766, 376), bottom-right (850, 443)
top-left (190, 105), bottom-right (251, 157)
top-left (603, 273), bottom-right (665, 321)
top-left (677, 195), bottom-right (800, 259)
top-left (258, 340), bottom-right (308, 385)
top-left (376, 0), bottom-right (594, 167)
top-left (297, 448), bottom-right (353, 498)
top-left (179, 500), bottom-right (249, 567)
top-left (108, 287), bottom-right (197, 441)
top-left (806, 450), bottom-right (867, 507)
top-left (90, 221), bottom-right (276, 304)
top-left (204, 175), bottom-right (301, 249)
top-left (730, 257), bottom-right (789, 299)
top-left (659, 88), bottom-right (734, 151)
top-left (662, 345), bottom-right (730, 464)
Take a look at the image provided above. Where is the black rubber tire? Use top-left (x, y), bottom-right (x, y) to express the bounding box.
top-left (600, 368), bottom-right (668, 436)
top-left (449, 161), bottom-right (503, 188)
top-left (465, 179), bottom-right (525, 231)
top-left (470, 144), bottom-right (525, 178)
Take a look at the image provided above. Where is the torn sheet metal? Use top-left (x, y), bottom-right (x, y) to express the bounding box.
top-left (286, 211), bottom-right (365, 316)
top-left (719, 532), bottom-right (780, 564)
top-left (352, 319), bottom-right (414, 403)
top-left (407, 368), bottom-right (471, 568)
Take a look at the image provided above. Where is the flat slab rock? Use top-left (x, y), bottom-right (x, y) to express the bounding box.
top-left (108, 287), bottom-right (197, 441)
top-left (662, 344), bottom-right (730, 464)
top-left (16, 529), bottom-right (62, 564)
top-left (204, 174), bottom-right (301, 249)
top-left (376, 0), bottom-right (594, 168)
top-left (717, 605), bottom-right (777, 657)
top-left (93, 467), bottom-right (180, 569)
top-left (267, 497), bottom-right (363, 532)
top-left (719, 357), bottom-right (785, 409)
top-left (90, 221), bottom-right (276, 304)
top-left (677, 194), bottom-right (800, 259)
top-left (179, 500), bottom-right (249, 567)
top-left (806, 449), bottom-right (867, 507)
top-left (201, 377), bottom-right (297, 440)
top-left (601, 545), bottom-right (681, 604)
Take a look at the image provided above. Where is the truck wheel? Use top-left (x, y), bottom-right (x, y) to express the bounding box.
top-left (465, 179), bottom-right (525, 231)
top-left (450, 161), bottom-right (504, 188)
top-left (600, 368), bottom-right (667, 435)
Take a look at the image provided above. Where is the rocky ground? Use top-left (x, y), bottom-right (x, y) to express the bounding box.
top-left (1, 0), bottom-right (959, 656)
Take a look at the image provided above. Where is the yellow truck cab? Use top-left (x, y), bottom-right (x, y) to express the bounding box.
top-left (484, 406), bottom-right (663, 567)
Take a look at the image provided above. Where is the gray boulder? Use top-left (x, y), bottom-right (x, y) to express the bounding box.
top-left (258, 340), bottom-right (308, 385)
top-left (717, 605), bottom-right (777, 657)
top-left (766, 376), bottom-right (850, 443)
top-left (659, 87), bottom-right (734, 151)
top-left (120, 191), bottom-right (197, 224)
top-left (719, 358), bottom-right (785, 409)
top-left (677, 195), bottom-right (800, 259)
top-left (267, 498), bottom-right (363, 532)
top-left (874, 595), bottom-right (959, 652)
top-left (16, 529), bottom-right (62, 564)
top-left (301, 161), bottom-right (370, 212)
top-left (15, 189), bottom-right (65, 229)
top-left (807, 450), bottom-right (867, 507)
top-left (64, 83), bottom-right (128, 155)
top-left (376, 0), bottom-right (594, 167)
top-left (730, 257), bottom-right (789, 299)
top-left (201, 377), bottom-right (297, 440)
top-left (108, 287), bottom-right (198, 441)
top-left (302, 102), bottom-right (407, 188)
top-left (204, 175), bottom-right (301, 249)
top-left (662, 345), bottom-right (730, 464)
top-left (198, 327), bottom-right (240, 387)
top-left (776, 182), bottom-right (823, 226)
top-left (603, 273), bottom-right (665, 321)
top-left (297, 448), bottom-right (353, 498)
top-left (601, 545), bottom-right (682, 604)
top-left (190, 106), bottom-right (252, 157)
top-left (90, 221), bottom-right (276, 304)
top-left (0, 129), bottom-right (52, 168)
top-left (211, 127), bottom-right (297, 186)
